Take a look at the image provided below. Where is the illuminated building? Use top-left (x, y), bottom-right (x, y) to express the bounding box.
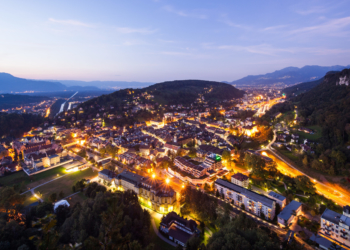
top-left (215, 178), bottom-right (276, 220)
top-left (114, 170), bottom-right (176, 213)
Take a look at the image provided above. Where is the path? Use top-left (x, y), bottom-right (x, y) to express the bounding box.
top-left (151, 218), bottom-right (177, 247)
top-left (141, 205), bottom-right (178, 247)
top-left (21, 173), bottom-right (69, 195)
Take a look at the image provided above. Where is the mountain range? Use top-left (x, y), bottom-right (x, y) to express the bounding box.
top-left (230, 65), bottom-right (350, 87)
top-left (0, 73), bottom-right (99, 93)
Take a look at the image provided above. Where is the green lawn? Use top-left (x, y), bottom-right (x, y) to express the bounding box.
top-left (276, 148), bottom-right (299, 161)
top-left (0, 167), bottom-right (66, 188)
top-left (34, 168), bottom-right (97, 202)
top-left (293, 125), bottom-right (322, 140)
top-left (149, 224), bottom-right (176, 250)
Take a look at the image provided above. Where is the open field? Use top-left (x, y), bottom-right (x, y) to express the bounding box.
top-left (34, 168), bottom-right (97, 202)
top-left (68, 192), bottom-right (88, 206)
top-left (293, 125), bottom-right (322, 140)
top-left (276, 148), bottom-right (300, 161)
top-left (0, 167), bottom-right (66, 188)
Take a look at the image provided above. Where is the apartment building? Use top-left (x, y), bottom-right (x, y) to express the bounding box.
top-left (231, 172), bottom-right (249, 188)
top-left (174, 156), bottom-right (207, 178)
top-left (214, 178), bottom-right (276, 220)
top-left (320, 206), bottom-right (350, 247)
top-left (114, 170), bottom-right (176, 213)
top-left (201, 154), bottom-right (223, 171)
top-left (268, 191), bottom-right (287, 208)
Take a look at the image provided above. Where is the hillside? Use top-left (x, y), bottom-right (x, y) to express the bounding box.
top-left (230, 65), bottom-right (350, 87)
top-left (283, 78), bottom-right (323, 96)
top-left (0, 94), bottom-right (49, 110)
top-left (293, 68), bottom-right (350, 148)
top-left (79, 80), bottom-right (244, 109)
top-left (144, 80), bottom-right (245, 104)
top-left (0, 73), bottom-right (101, 93)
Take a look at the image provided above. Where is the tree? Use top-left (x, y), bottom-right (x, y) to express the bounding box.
top-left (216, 189), bottom-right (220, 198)
top-left (58, 191), bottom-right (64, 199)
top-left (188, 148), bottom-right (197, 158)
top-left (302, 155), bottom-right (308, 167)
top-left (49, 193), bottom-right (57, 203)
top-left (14, 150), bottom-right (18, 162)
top-left (294, 175), bottom-right (315, 195)
top-left (0, 186), bottom-right (24, 213)
top-left (99, 147), bottom-right (106, 157)
top-left (222, 150), bottom-right (231, 162)
top-left (245, 153), bottom-right (266, 179)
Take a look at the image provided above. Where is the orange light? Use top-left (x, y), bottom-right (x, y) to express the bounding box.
top-left (152, 174), bottom-right (156, 179)
top-left (166, 178), bottom-right (170, 184)
top-left (261, 151), bottom-right (268, 156)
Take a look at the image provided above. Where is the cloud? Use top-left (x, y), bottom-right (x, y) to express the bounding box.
top-left (289, 16), bottom-right (350, 36)
top-left (295, 6), bottom-right (328, 15)
top-left (115, 27), bottom-right (157, 34)
top-left (261, 25), bottom-right (287, 32)
top-left (163, 5), bottom-right (207, 19)
top-left (203, 43), bottom-right (295, 56)
top-left (219, 15), bottom-right (249, 29)
top-left (48, 18), bottom-right (94, 27)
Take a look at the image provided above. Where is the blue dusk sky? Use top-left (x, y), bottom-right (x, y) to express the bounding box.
top-left (0, 0), bottom-right (349, 82)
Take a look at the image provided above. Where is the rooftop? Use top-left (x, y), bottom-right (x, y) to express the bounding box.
top-left (278, 200), bottom-right (301, 221)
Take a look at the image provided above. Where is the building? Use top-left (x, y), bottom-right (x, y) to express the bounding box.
top-left (159, 212), bottom-right (199, 246)
top-left (114, 170), bottom-right (176, 213)
top-left (98, 169), bottom-right (117, 183)
top-left (214, 178), bottom-right (276, 220)
top-left (174, 156), bottom-right (207, 178)
top-left (231, 173), bottom-right (249, 188)
top-left (277, 200), bottom-right (302, 227)
top-left (268, 191), bottom-right (286, 208)
top-left (320, 206), bottom-right (350, 247)
top-left (201, 154), bottom-right (223, 171)
top-left (310, 234), bottom-right (346, 250)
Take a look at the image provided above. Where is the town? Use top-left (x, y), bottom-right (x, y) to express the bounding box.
top-left (0, 86), bottom-right (348, 250)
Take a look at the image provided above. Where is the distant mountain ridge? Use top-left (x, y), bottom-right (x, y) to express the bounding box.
top-left (49, 80), bottom-right (154, 90)
top-left (230, 65), bottom-right (350, 87)
top-left (0, 73), bottom-right (100, 93)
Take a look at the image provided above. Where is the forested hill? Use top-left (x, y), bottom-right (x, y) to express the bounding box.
top-left (283, 78), bottom-right (324, 96)
top-left (144, 80), bottom-right (245, 104)
top-left (293, 68), bottom-right (350, 148)
top-left (79, 80), bottom-right (244, 109)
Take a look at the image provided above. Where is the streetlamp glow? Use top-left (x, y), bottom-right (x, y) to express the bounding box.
top-left (166, 178), bottom-right (170, 184)
top-left (152, 174), bottom-right (156, 179)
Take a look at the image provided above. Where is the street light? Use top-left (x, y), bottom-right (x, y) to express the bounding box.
top-left (152, 174), bottom-right (156, 179)
top-left (166, 178), bottom-right (170, 184)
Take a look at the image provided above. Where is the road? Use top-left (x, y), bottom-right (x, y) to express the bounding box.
top-left (260, 130), bottom-right (350, 206)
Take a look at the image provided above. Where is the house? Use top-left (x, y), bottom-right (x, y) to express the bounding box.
top-left (159, 212), bottom-right (199, 246)
top-left (268, 191), bottom-right (286, 208)
top-left (114, 170), bottom-right (176, 213)
top-left (320, 206), bottom-right (350, 247)
top-left (277, 200), bottom-right (302, 227)
top-left (164, 143), bottom-right (180, 154)
top-left (215, 178), bottom-right (276, 220)
top-left (231, 173), bottom-right (249, 188)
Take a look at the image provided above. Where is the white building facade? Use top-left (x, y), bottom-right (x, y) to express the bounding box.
top-left (215, 178), bottom-right (276, 220)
